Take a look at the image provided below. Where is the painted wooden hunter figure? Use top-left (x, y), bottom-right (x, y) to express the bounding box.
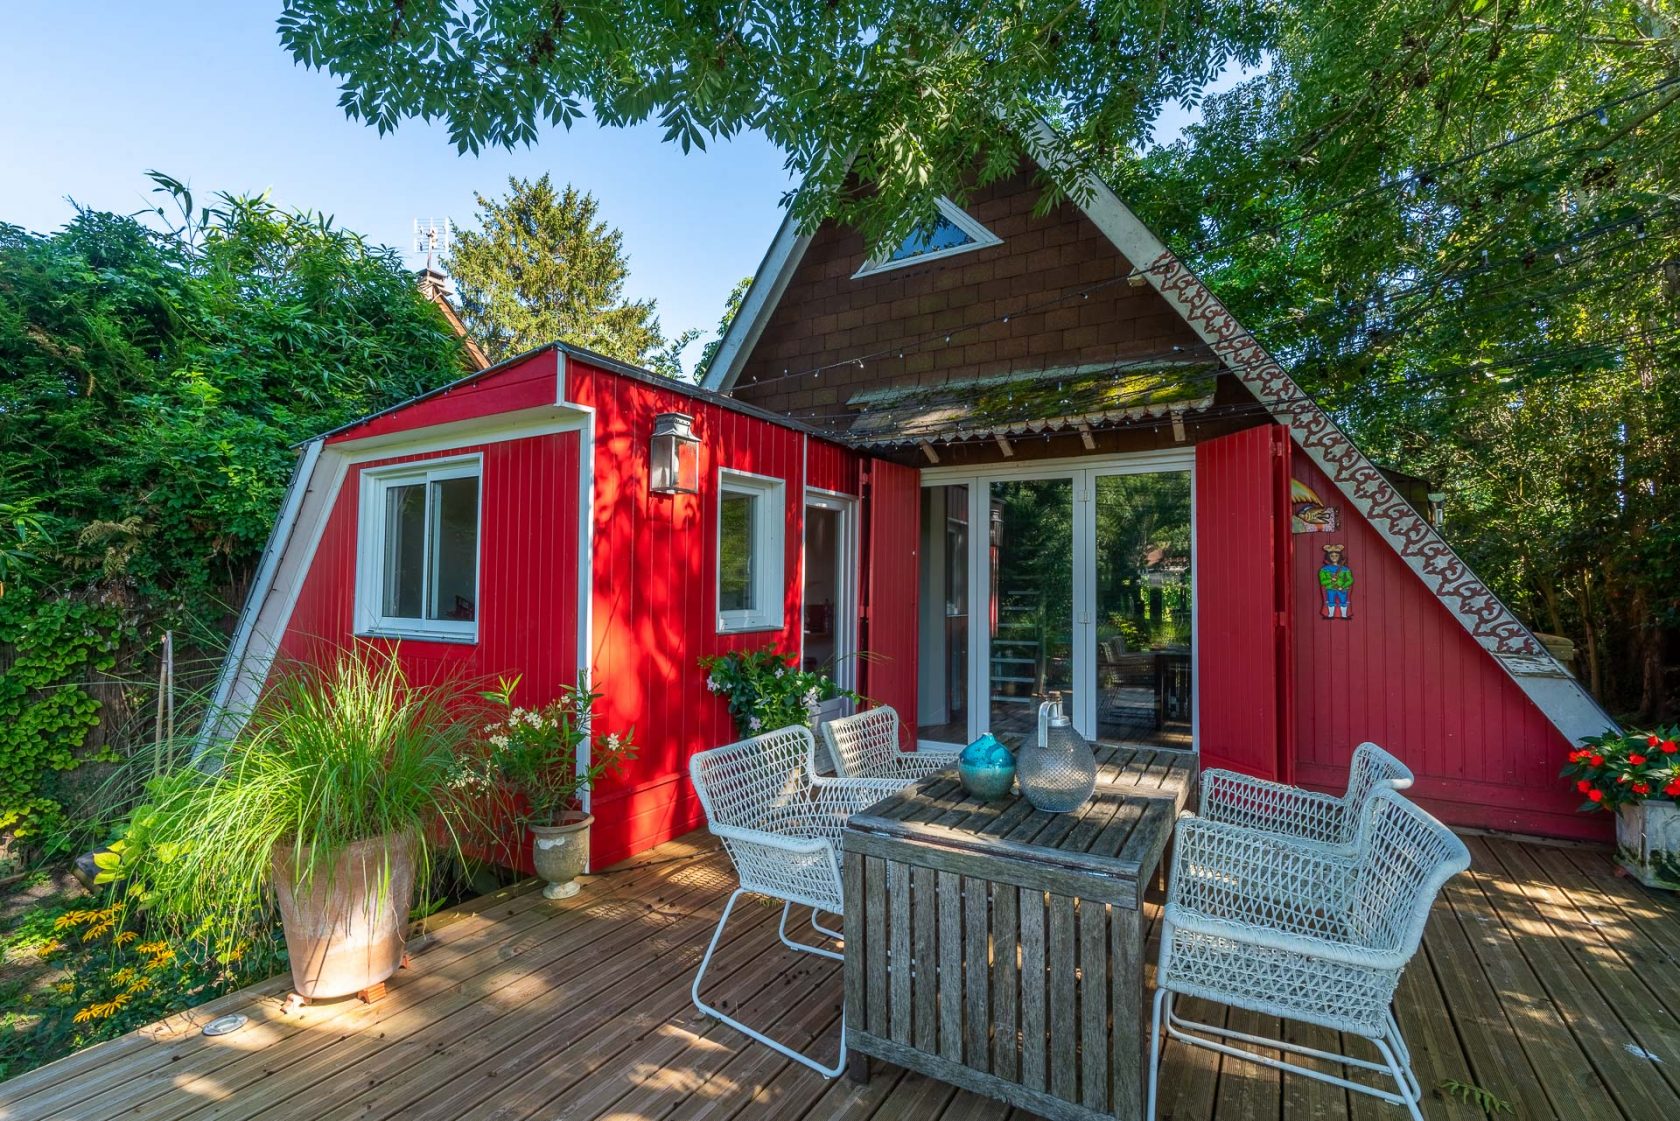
top-left (1319, 543), bottom-right (1354, 619)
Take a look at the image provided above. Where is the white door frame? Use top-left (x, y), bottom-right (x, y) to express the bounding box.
top-left (918, 449), bottom-right (1196, 748)
top-left (803, 488), bottom-right (859, 712)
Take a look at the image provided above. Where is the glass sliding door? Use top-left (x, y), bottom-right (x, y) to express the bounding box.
top-left (916, 484), bottom-right (970, 745)
top-left (917, 455), bottom-right (1194, 751)
top-left (1092, 471), bottom-right (1193, 747)
top-left (986, 478), bottom-right (1075, 744)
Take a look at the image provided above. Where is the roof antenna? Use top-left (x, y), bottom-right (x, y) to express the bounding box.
top-left (413, 218), bottom-right (454, 295)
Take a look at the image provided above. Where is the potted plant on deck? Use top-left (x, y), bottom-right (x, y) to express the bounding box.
top-left (1562, 726), bottom-right (1680, 889)
top-left (125, 646), bottom-right (476, 1003)
top-left (471, 677), bottom-right (637, 899)
top-left (700, 645), bottom-right (857, 736)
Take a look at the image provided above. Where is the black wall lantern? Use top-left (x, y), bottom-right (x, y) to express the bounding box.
top-left (650, 412), bottom-right (701, 495)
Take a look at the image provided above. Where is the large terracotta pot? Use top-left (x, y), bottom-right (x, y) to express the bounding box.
top-left (272, 832), bottom-right (416, 1000)
top-left (529, 812), bottom-right (591, 899)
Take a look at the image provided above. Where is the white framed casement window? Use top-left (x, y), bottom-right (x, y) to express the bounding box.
top-left (355, 455), bottom-right (482, 642)
top-left (716, 468), bottom-right (785, 633)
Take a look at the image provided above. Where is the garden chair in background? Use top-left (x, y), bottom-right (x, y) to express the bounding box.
top-left (1199, 740), bottom-right (1413, 850)
top-left (688, 725), bottom-right (900, 1077)
top-left (819, 705), bottom-right (960, 784)
top-left (1147, 787), bottom-right (1470, 1121)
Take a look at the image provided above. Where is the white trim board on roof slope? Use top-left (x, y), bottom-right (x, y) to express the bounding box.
top-left (705, 124), bottom-right (1614, 747)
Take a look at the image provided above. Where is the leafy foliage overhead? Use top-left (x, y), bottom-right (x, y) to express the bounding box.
top-left (0, 179), bottom-right (466, 846)
top-left (275, 0), bottom-right (1271, 246)
top-left (445, 174), bottom-right (693, 371)
top-left (1115, 0), bottom-right (1679, 717)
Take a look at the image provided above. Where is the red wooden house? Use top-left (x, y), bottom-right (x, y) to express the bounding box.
top-left (203, 149), bottom-right (1611, 867)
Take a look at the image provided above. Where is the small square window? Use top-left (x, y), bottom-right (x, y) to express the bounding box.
top-left (357, 457), bottom-right (481, 642)
top-left (717, 469), bottom-right (784, 633)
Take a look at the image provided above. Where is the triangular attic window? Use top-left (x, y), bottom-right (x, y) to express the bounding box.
top-left (853, 197), bottom-right (1002, 278)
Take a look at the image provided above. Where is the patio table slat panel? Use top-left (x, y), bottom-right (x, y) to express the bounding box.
top-left (843, 748), bottom-right (1194, 1120)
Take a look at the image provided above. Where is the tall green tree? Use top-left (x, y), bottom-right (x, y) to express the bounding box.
top-left (446, 174), bottom-right (692, 369)
top-left (1116, 0), bottom-right (1679, 718)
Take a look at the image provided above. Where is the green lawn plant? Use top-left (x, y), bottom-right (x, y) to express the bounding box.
top-left (468, 675), bottom-right (637, 828)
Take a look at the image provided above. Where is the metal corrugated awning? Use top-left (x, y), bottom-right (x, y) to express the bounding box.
top-left (841, 361), bottom-right (1219, 448)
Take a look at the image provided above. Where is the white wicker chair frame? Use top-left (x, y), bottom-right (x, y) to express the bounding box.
top-left (1147, 788), bottom-right (1470, 1121)
top-left (1199, 741), bottom-right (1414, 850)
top-left (689, 724), bottom-right (901, 1078)
top-left (819, 705), bottom-right (960, 783)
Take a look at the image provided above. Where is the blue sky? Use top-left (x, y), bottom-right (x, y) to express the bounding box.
top-left (0, 4), bottom-right (1235, 369)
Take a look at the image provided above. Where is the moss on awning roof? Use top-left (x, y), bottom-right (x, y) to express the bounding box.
top-left (843, 361), bottom-right (1219, 447)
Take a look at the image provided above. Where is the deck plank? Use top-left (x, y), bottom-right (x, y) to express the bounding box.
top-left (3, 831), bottom-right (1677, 1121)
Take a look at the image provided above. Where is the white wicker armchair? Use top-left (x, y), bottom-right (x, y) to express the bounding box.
top-left (1199, 741), bottom-right (1414, 850)
top-left (689, 724), bottom-right (901, 1077)
top-left (819, 705), bottom-right (960, 783)
top-left (1147, 788), bottom-right (1470, 1121)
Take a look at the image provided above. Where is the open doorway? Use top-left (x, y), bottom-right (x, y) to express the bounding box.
top-left (803, 491), bottom-right (857, 720)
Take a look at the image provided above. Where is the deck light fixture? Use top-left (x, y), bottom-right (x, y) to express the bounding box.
top-left (650, 412), bottom-right (701, 496)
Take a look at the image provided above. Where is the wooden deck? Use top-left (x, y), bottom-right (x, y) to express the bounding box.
top-left (1, 830), bottom-right (1677, 1121)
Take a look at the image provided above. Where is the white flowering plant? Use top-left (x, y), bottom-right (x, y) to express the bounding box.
top-left (698, 645), bottom-right (858, 740)
top-left (466, 675), bottom-right (637, 828)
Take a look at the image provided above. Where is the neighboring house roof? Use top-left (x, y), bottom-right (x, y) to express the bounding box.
top-left (702, 122), bottom-right (1612, 746)
top-left (418, 267), bottom-right (492, 371)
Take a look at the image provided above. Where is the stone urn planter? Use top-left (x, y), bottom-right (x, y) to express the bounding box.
top-left (530, 812), bottom-right (592, 899)
top-left (273, 832), bottom-right (416, 1001)
top-left (1616, 802), bottom-right (1680, 891)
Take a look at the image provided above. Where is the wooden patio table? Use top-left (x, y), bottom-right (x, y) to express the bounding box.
top-left (841, 744), bottom-right (1196, 1121)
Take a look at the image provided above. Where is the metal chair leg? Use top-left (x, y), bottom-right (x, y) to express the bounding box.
top-left (778, 903), bottom-right (842, 960)
top-left (693, 889), bottom-right (847, 1078)
top-left (1146, 987), bottom-right (1169, 1121)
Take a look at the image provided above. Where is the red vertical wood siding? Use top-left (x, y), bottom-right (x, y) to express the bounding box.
top-left (862, 457), bottom-right (921, 747)
top-left (1194, 424), bottom-right (1288, 781)
top-left (278, 432), bottom-right (581, 870)
top-left (805, 437), bottom-right (862, 495)
top-left (1288, 453), bottom-right (1589, 839)
top-left (325, 351), bottom-right (560, 444)
top-left (566, 359), bottom-right (832, 867)
top-left (280, 434), bottom-right (578, 691)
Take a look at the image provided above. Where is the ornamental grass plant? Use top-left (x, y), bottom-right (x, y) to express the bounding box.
top-left (125, 644), bottom-right (478, 931)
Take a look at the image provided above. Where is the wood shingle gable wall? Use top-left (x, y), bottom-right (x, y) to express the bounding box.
top-left (707, 136), bottom-right (1614, 762)
top-left (725, 169), bottom-right (1204, 421)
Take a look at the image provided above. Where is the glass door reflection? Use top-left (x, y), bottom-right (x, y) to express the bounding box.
top-left (916, 485), bottom-right (970, 744)
top-left (1093, 472), bottom-right (1193, 747)
top-left (986, 478), bottom-right (1074, 746)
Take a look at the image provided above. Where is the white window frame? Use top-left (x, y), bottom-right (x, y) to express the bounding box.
top-left (852, 196), bottom-right (1003, 278)
top-left (355, 454), bottom-right (483, 643)
top-left (716, 467), bottom-right (786, 634)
